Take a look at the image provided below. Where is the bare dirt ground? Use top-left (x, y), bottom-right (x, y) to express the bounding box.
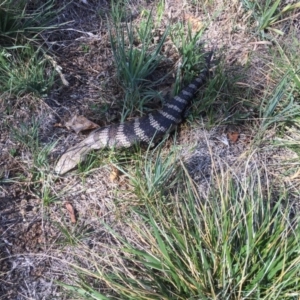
top-left (1, 0), bottom-right (300, 299)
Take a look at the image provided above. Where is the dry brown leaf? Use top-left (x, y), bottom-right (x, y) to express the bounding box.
top-left (288, 168), bottom-right (300, 180)
top-left (183, 13), bottom-right (203, 31)
top-left (65, 202), bottom-right (76, 224)
top-left (65, 115), bottom-right (99, 134)
top-left (110, 166), bottom-right (120, 182)
top-left (53, 123), bottom-right (64, 128)
top-left (227, 132), bottom-right (239, 143)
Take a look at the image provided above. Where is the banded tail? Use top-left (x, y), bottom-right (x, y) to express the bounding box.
top-left (55, 52), bottom-right (213, 174)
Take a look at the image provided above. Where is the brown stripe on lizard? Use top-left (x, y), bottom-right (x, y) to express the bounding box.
top-left (55, 52), bottom-right (213, 174)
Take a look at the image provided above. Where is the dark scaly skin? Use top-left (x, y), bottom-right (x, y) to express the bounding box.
top-left (55, 52), bottom-right (213, 174)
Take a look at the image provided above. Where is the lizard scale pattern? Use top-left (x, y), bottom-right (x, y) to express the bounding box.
top-left (55, 52), bottom-right (213, 174)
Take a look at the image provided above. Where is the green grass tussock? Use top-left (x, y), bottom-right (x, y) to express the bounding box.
top-left (61, 154), bottom-right (300, 299)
